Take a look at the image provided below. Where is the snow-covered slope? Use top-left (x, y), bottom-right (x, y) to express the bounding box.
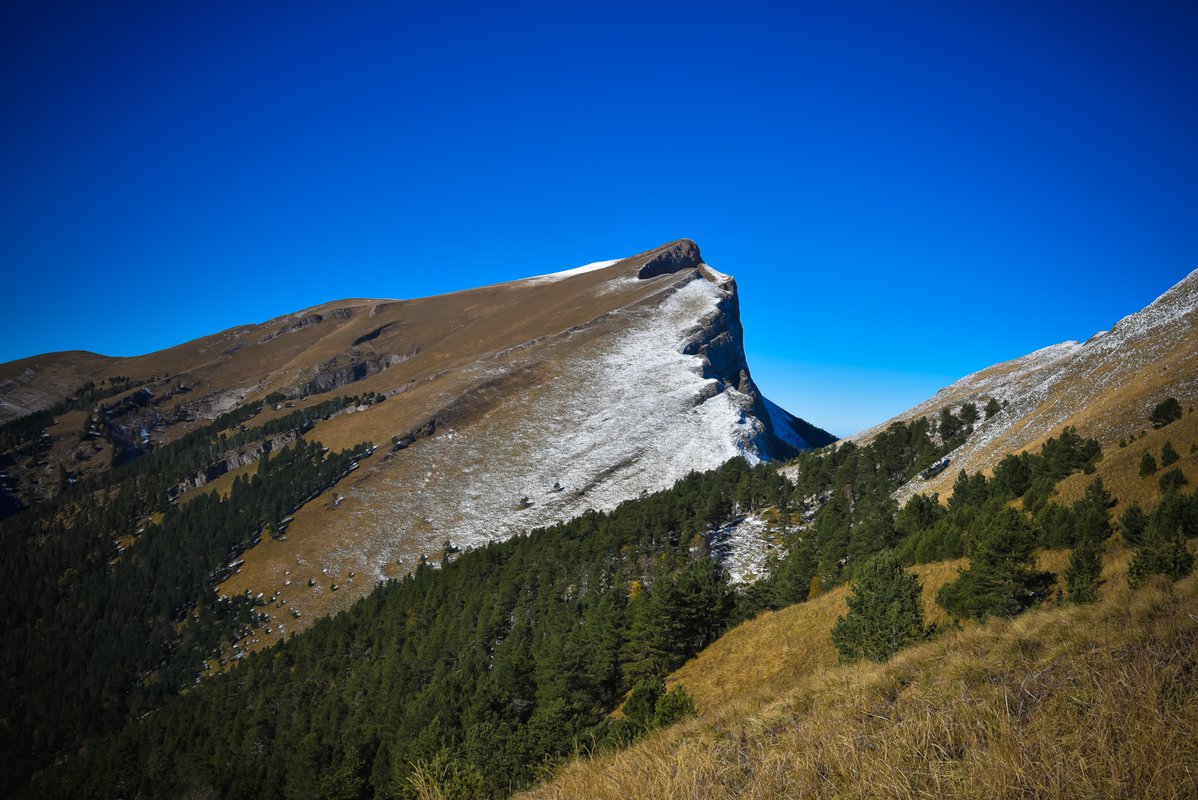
top-left (852, 267), bottom-right (1198, 500)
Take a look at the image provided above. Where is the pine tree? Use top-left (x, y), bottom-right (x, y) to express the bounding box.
top-left (1128, 516), bottom-right (1195, 588)
top-left (936, 508), bottom-right (1054, 620)
top-left (1140, 451), bottom-right (1158, 477)
top-left (1070, 477), bottom-right (1113, 547)
top-left (1159, 468), bottom-right (1188, 494)
top-left (1119, 501), bottom-right (1148, 547)
top-left (831, 551), bottom-right (929, 662)
top-left (960, 402), bottom-right (980, 428)
top-left (653, 684), bottom-right (696, 727)
top-left (1150, 397), bottom-right (1183, 429)
top-left (622, 677), bottom-right (663, 731)
top-left (1161, 441), bottom-right (1180, 467)
top-left (1065, 531), bottom-right (1103, 603)
top-left (984, 397), bottom-right (1002, 419)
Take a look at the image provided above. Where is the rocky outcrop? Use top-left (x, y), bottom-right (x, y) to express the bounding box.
top-left (636, 239), bottom-right (704, 279)
top-left (170, 430), bottom-right (302, 498)
top-left (301, 352), bottom-right (391, 396)
top-left (391, 418), bottom-right (436, 451)
top-left (681, 273), bottom-right (836, 456)
top-left (261, 308), bottom-right (354, 343)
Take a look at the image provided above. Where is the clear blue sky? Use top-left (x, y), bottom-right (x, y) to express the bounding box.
top-left (2, 1), bottom-right (1196, 436)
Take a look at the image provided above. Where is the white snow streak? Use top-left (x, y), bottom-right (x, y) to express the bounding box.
top-left (523, 259), bottom-right (623, 283)
top-left (334, 274), bottom-right (776, 581)
top-left (708, 514), bottom-right (777, 583)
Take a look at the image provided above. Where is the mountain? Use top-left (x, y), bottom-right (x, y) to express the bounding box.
top-left (852, 266), bottom-right (1198, 502)
top-left (518, 268), bottom-right (1198, 800)
top-left (0, 239), bottom-right (833, 632)
top-left (6, 254), bottom-right (1193, 800)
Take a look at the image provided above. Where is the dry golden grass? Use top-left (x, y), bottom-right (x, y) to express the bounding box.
top-left (524, 543), bottom-right (1196, 800)
top-left (1056, 411), bottom-right (1198, 512)
top-left (666, 560), bottom-right (970, 718)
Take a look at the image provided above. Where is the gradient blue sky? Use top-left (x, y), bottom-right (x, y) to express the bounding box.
top-left (2, 1), bottom-right (1196, 436)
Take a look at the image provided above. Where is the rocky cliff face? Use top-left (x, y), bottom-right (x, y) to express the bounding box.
top-left (0, 239), bottom-right (833, 634)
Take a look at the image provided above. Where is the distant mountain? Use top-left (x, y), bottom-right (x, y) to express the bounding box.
top-left (851, 266), bottom-right (1198, 502)
top-left (0, 239), bottom-right (833, 631)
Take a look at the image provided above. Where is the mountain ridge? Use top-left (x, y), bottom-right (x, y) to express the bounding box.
top-left (0, 239), bottom-right (833, 635)
top-left (851, 266), bottom-right (1198, 501)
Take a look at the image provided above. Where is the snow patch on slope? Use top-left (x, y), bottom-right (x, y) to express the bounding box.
top-left (337, 274), bottom-right (775, 581)
top-left (854, 267), bottom-right (1198, 502)
top-left (524, 259), bottom-right (623, 283)
top-left (708, 514), bottom-right (777, 583)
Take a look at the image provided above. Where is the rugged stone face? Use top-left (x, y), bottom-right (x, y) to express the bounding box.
top-left (301, 351), bottom-right (394, 396)
top-left (170, 429), bottom-right (304, 498)
top-left (681, 273), bottom-right (835, 457)
top-left (637, 239), bottom-right (704, 279)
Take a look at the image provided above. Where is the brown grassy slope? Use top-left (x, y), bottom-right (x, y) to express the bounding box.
top-left (520, 546), bottom-right (1198, 800)
top-left (664, 551), bottom-right (1077, 721)
top-left (1055, 410), bottom-right (1198, 510)
top-left (664, 559), bottom-right (968, 717)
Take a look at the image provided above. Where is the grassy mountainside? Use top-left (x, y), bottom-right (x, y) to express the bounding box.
top-left (1055, 410), bottom-right (1197, 509)
top-left (518, 271), bottom-right (1198, 800)
top-left (853, 268), bottom-right (1198, 504)
top-left (0, 240), bottom-right (831, 640)
top-left (523, 548), bottom-right (1197, 800)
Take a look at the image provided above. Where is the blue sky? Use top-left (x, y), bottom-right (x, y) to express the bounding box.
top-left (2, 1), bottom-right (1196, 436)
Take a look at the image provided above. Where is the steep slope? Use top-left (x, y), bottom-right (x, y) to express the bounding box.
top-left (523, 552), bottom-right (1198, 800)
top-left (0, 239), bottom-right (833, 633)
top-left (852, 267), bottom-right (1198, 501)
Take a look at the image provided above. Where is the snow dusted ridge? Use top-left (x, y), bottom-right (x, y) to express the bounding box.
top-left (523, 258), bottom-right (624, 283)
top-left (337, 271), bottom-right (794, 579)
top-left (853, 266), bottom-right (1198, 501)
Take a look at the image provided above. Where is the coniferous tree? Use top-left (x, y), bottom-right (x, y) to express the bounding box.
top-left (831, 551), bottom-right (929, 662)
top-left (1161, 441), bottom-right (1180, 467)
top-left (984, 397), bottom-right (1002, 419)
top-left (1065, 531), bottom-right (1103, 603)
top-left (960, 402), bottom-right (980, 429)
top-left (621, 677), bottom-right (663, 731)
top-left (938, 407), bottom-right (962, 442)
top-left (936, 508), bottom-right (1054, 620)
top-left (1150, 397), bottom-right (1183, 429)
top-left (1072, 477), bottom-right (1114, 545)
top-left (1159, 468), bottom-right (1188, 494)
top-left (1128, 513), bottom-right (1195, 588)
top-left (1119, 501), bottom-right (1148, 547)
top-left (652, 685), bottom-right (697, 727)
top-left (1140, 451), bottom-right (1158, 477)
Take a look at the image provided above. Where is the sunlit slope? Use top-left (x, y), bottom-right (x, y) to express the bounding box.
top-left (524, 546), bottom-right (1196, 800)
top-left (852, 268), bottom-right (1198, 504)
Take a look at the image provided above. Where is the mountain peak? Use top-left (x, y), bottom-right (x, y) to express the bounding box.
top-left (635, 238), bottom-right (704, 279)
